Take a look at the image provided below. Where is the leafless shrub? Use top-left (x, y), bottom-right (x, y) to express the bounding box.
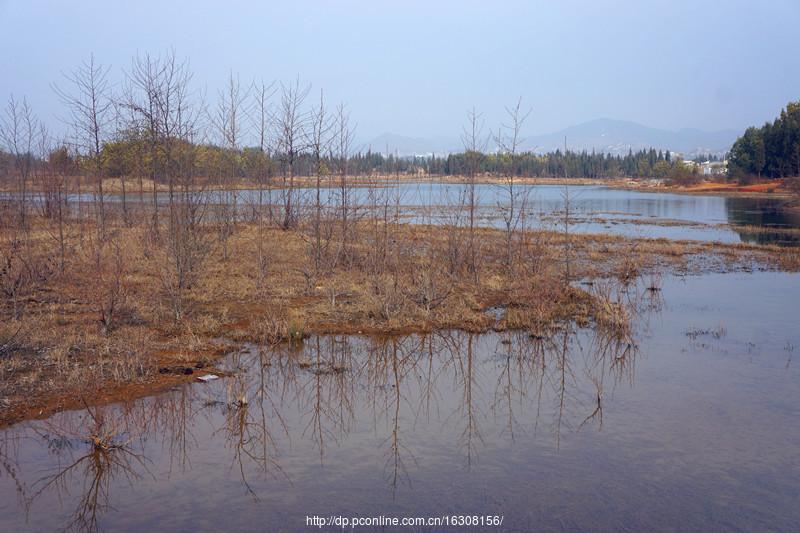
top-left (0, 238), bottom-right (35, 320)
top-left (369, 277), bottom-right (408, 321)
top-left (156, 206), bottom-right (210, 322)
top-left (646, 270), bottom-right (663, 292)
top-left (406, 267), bottom-right (451, 313)
top-left (95, 240), bottom-right (128, 335)
top-left (260, 311), bottom-right (289, 346)
top-left (442, 189), bottom-right (469, 275)
top-left (617, 241), bottom-right (642, 285)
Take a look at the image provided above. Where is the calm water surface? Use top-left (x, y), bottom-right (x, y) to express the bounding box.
top-left (1, 272), bottom-right (799, 531)
top-left (220, 183), bottom-right (800, 244)
top-left (399, 183), bottom-right (800, 245)
top-left (4, 184), bottom-right (799, 245)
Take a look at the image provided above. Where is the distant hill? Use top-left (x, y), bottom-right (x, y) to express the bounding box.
top-left (367, 118), bottom-right (738, 158)
top-left (525, 118), bottom-right (737, 157)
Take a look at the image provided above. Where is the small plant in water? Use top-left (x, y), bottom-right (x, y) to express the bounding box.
top-left (646, 271), bottom-right (663, 292)
top-left (685, 325), bottom-right (727, 340)
top-left (82, 399), bottom-right (127, 451)
top-left (288, 321), bottom-right (307, 347)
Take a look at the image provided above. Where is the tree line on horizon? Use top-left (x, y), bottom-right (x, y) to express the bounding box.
top-left (0, 141), bottom-right (707, 182)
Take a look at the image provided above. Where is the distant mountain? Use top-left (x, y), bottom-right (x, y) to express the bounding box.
top-left (525, 118), bottom-right (738, 157)
top-left (367, 119), bottom-right (738, 158)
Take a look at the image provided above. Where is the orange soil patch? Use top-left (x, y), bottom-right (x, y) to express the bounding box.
top-left (737, 182), bottom-right (782, 192)
top-left (0, 369), bottom-right (217, 429)
top-left (678, 181), bottom-right (784, 194)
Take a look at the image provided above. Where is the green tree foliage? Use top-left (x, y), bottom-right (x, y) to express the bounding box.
top-left (729, 101), bottom-right (800, 180)
top-left (88, 140), bottom-right (688, 181)
top-left (664, 160), bottom-right (700, 186)
top-left (3, 138), bottom-right (701, 184)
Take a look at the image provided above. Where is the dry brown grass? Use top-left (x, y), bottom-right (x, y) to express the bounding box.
top-left (1, 206), bottom-right (797, 426)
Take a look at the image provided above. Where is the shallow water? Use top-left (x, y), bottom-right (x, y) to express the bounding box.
top-left (417, 183), bottom-right (800, 245)
top-left (218, 183), bottom-right (800, 244)
top-left (4, 183), bottom-right (798, 245)
top-left (1, 272), bottom-right (799, 531)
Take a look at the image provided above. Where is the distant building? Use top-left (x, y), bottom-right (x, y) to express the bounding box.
top-left (700, 160), bottom-right (727, 175)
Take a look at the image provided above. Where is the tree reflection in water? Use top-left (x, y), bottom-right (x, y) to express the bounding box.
top-left (5, 283), bottom-right (658, 530)
top-left (21, 404), bottom-right (153, 532)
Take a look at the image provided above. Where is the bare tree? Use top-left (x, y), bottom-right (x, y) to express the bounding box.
top-left (53, 54), bottom-right (114, 236)
top-left (123, 51), bottom-right (206, 321)
top-left (161, 61), bottom-right (208, 322)
top-left (96, 241), bottom-right (127, 335)
top-left (461, 106), bottom-right (489, 280)
top-left (109, 110), bottom-right (131, 224)
top-left (123, 52), bottom-right (165, 234)
top-left (123, 50), bottom-right (193, 237)
top-left (331, 102), bottom-right (357, 269)
top-left (561, 136), bottom-right (573, 285)
top-left (47, 143), bottom-right (74, 273)
top-left (155, 52), bottom-right (194, 221)
top-left (0, 118), bottom-right (56, 325)
top-left (495, 97), bottom-right (532, 269)
top-left (274, 77), bottom-right (310, 229)
top-left (212, 72), bottom-right (247, 260)
top-left (31, 124), bottom-right (73, 275)
top-left (0, 95), bottom-right (38, 229)
top-left (33, 122), bottom-right (53, 218)
top-left (248, 80), bottom-right (277, 286)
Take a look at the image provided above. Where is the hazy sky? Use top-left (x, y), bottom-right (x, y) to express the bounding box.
top-left (1, 0), bottom-right (798, 142)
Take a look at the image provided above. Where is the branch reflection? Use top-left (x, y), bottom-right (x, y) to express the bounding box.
top-left (7, 285), bottom-right (657, 525)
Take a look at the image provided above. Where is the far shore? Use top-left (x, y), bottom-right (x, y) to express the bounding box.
top-left (1, 174), bottom-right (796, 200)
